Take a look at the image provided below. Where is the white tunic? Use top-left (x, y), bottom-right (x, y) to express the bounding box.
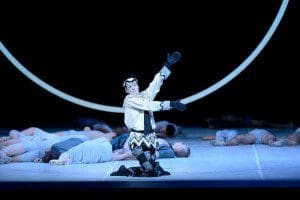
top-left (123, 67), bottom-right (171, 131)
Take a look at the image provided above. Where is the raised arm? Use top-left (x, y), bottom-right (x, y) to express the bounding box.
top-left (142, 67), bottom-right (171, 100)
top-left (142, 51), bottom-right (182, 100)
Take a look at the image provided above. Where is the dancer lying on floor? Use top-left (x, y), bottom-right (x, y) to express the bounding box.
top-left (111, 121), bottom-right (183, 139)
top-left (270, 127), bottom-right (300, 147)
top-left (48, 137), bottom-right (113, 165)
top-left (0, 127), bottom-right (116, 147)
top-left (0, 128), bottom-right (115, 164)
top-left (205, 115), bottom-right (294, 129)
top-left (77, 118), bottom-right (182, 139)
top-left (41, 132), bottom-right (190, 165)
top-left (202, 129), bottom-right (278, 146)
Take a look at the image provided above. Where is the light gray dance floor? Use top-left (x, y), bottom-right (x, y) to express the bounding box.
top-left (1, 127), bottom-right (300, 188)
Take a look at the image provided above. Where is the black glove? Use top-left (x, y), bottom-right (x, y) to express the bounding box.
top-left (164, 51), bottom-right (181, 69)
top-left (170, 100), bottom-right (186, 111)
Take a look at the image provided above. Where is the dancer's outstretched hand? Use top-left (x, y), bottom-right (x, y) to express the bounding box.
top-left (164, 51), bottom-right (181, 70)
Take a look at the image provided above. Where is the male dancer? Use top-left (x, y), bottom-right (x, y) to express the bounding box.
top-left (111, 51), bottom-right (186, 177)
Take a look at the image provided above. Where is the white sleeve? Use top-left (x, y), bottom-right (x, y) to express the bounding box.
top-left (124, 96), bottom-right (163, 112)
top-left (142, 66), bottom-right (171, 100)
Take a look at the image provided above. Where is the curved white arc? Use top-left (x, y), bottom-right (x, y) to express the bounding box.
top-left (0, 42), bottom-right (124, 113)
top-left (181, 0), bottom-right (289, 104)
top-left (0, 0), bottom-right (288, 113)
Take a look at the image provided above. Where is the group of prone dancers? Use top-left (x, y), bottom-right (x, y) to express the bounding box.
top-left (202, 128), bottom-right (300, 147)
top-left (1, 51), bottom-right (298, 177)
top-left (1, 125), bottom-right (299, 164)
top-left (0, 121), bottom-right (190, 165)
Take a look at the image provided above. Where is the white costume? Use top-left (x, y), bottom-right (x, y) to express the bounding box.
top-left (123, 66), bottom-right (171, 148)
top-left (111, 51), bottom-right (182, 177)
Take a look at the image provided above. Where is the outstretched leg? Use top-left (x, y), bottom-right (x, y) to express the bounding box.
top-left (270, 138), bottom-right (298, 147)
top-left (9, 127), bottom-right (37, 139)
top-left (202, 135), bottom-right (216, 141)
top-left (210, 140), bottom-right (226, 146)
top-left (1, 143), bottom-right (26, 157)
top-left (0, 150), bottom-right (12, 164)
top-left (1, 139), bottom-right (22, 148)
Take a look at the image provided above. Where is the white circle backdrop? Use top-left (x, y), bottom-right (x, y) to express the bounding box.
top-left (0, 0), bottom-right (289, 113)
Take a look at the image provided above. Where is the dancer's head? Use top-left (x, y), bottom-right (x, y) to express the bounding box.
top-left (172, 142), bottom-right (190, 157)
top-left (42, 151), bottom-right (55, 163)
top-left (0, 136), bottom-right (10, 143)
top-left (263, 133), bottom-right (276, 144)
top-left (123, 77), bottom-right (139, 95)
top-left (156, 123), bottom-right (176, 137)
top-left (287, 132), bottom-right (298, 141)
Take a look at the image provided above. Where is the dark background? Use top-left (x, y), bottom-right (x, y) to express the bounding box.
top-left (0, 0), bottom-right (299, 128)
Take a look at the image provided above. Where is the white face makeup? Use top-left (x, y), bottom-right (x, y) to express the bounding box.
top-left (125, 80), bottom-right (139, 95)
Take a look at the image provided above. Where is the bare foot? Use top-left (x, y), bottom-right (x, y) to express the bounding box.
top-left (210, 140), bottom-right (226, 146)
top-left (270, 140), bottom-right (285, 147)
top-left (0, 151), bottom-right (12, 164)
top-left (64, 158), bottom-right (72, 165)
top-left (107, 132), bottom-right (117, 138)
top-left (84, 126), bottom-right (91, 131)
top-left (49, 159), bottom-right (65, 165)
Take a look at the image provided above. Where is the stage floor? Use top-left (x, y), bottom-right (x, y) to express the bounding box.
top-left (1, 127), bottom-right (300, 188)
